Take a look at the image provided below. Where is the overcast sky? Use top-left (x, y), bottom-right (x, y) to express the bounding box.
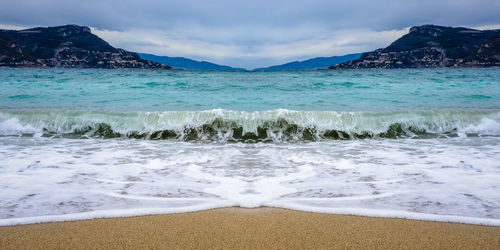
top-left (1, 0), bottom-right (499, 69)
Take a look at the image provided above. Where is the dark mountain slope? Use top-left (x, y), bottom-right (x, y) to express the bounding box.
top-left (331, 25), bottom-right (500, 69)
top-left (0, 25), bottom-right (170, 69)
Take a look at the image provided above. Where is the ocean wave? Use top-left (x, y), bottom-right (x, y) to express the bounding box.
top-left (1, 109), bottom-right (499, 142)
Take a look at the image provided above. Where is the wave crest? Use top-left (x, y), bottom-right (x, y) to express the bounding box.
top-left (1, 109), bottom-right (499, 142)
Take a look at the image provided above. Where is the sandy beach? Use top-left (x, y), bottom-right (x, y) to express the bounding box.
top-left (1, 207), bottom-right (499, 249)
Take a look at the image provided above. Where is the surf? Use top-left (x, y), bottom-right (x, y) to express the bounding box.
top-left (1, 108), bottom-right (499, 142)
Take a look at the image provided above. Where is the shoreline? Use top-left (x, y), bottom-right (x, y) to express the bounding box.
top-left (1, 207), bottom-right (499, 249)
top-left (2, 206), bottom-right (500, 227)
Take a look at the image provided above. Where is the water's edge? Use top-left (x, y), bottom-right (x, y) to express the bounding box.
top-left (1, 206), bottom-right (500, 226)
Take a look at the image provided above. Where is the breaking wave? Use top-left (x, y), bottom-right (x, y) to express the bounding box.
top-left (1, 109), bottom-right (499, 142)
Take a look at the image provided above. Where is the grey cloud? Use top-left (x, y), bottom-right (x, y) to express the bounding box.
top-left (2, 0), bottom-right (499, 30)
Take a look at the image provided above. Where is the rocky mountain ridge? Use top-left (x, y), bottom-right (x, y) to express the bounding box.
top-left (330, 25), bottom-right (500, 69)
top-left (0, 25), bottom-right (170, 69)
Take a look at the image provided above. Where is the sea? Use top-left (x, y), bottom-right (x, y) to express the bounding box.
top-left (0, 68), bottom-right (499, 226)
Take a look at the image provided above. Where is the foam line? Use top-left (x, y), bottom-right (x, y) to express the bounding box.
top-left (267, 203), bottom-right (500, 226)
top-left (0, 203), bottom-right (234, 226)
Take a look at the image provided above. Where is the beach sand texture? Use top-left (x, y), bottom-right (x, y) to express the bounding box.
top-left (1, 207), bottom-right (499, 249)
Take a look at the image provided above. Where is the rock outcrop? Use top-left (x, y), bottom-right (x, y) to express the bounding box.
top-left (0, 25), bottom-right (170, 69)
top-left (330, 25), bottom-right (500, 69)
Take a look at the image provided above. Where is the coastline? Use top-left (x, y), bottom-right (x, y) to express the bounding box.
top-left (1, 207), bottom-right (499, 249)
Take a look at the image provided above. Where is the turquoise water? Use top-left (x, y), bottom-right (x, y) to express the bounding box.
top-left (1, 68), bottom-right (499, 111)
top-left (1, 68), bottom-right (500, 226)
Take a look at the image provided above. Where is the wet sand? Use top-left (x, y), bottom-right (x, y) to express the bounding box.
top-left (1, 207), bottom-right (499, 249)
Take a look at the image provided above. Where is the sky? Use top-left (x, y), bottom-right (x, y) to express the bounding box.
top-left (1, 0), bottom-right (499, 69)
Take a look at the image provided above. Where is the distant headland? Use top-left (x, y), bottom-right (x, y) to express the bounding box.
top-left (0, 25), bottom-right (170, 69)
top-left (137, 53), bottom-right (245, 71)
top-left (330, 24), bottom-right (499, 69)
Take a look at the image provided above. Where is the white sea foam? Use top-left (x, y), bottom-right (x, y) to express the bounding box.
top-left (464, 117), bottom-right (500, 134)
top-left (0, 136), bottom-right (499, 226)
top-left (0, 117), bottom-right (37, 135)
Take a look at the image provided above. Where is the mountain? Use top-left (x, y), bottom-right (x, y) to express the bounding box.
top-left (0, 25), bottom-right (170, 69)
top-left (330, 25), bottom-right (500, 69)
top-left (138, 53), bottom-right (244, 71)
top-left (254, 53), bottom-right (362, 71)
